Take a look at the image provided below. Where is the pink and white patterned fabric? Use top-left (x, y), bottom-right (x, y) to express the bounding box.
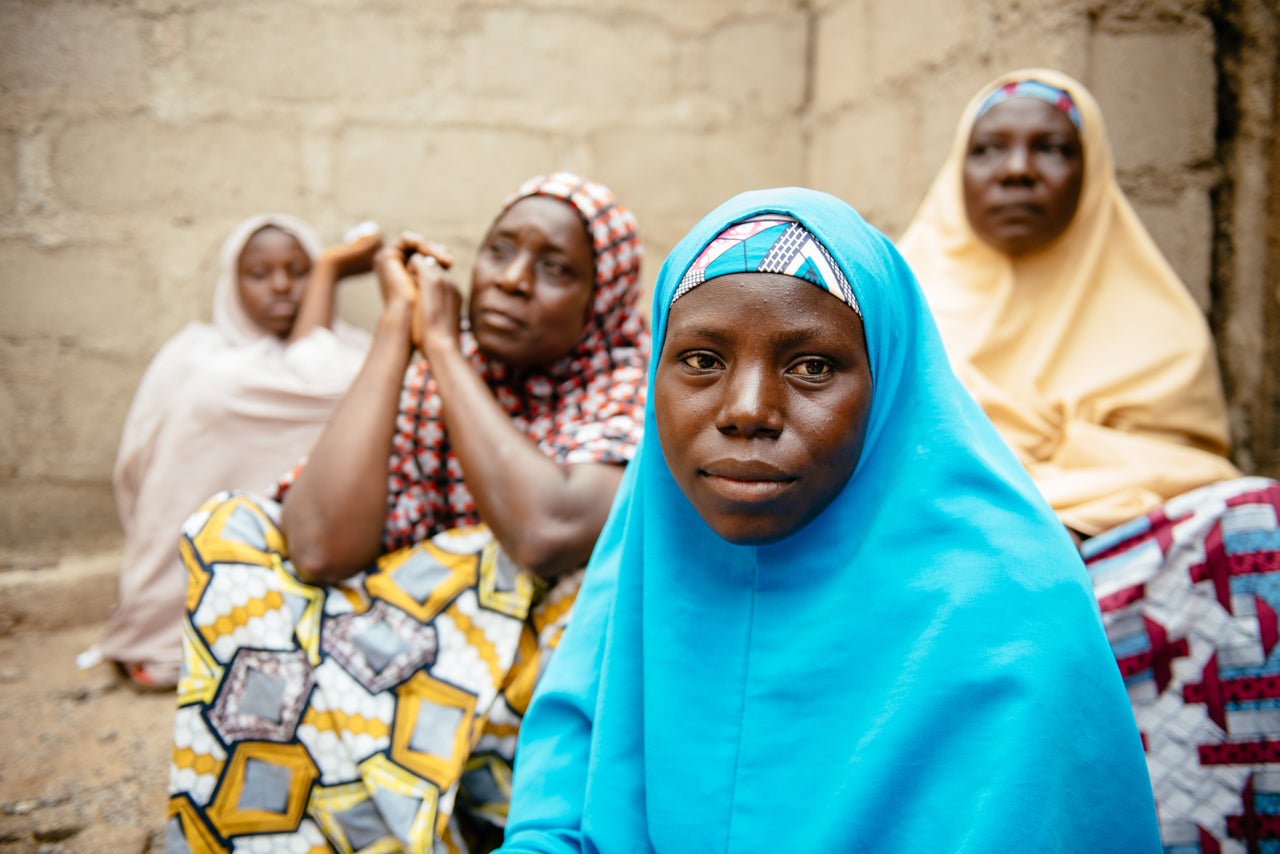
top-left (1089, 477), bottom-right (1280, 852)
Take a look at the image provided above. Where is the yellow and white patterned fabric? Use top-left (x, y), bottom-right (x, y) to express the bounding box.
top-left (169, 491), bottom-right (577, 853)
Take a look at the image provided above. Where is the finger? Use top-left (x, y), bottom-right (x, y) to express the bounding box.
top-left (395, 230), bottom-right (429, 255)
top-left (373, 245), bottom-right (401, 267)
top-left (408, 253), bottom-right (444, 282)
top-left (374, 248), bottom-right (415, 295)
top-left (421, 241), bottom-right (454, 269)
top-left (395, 232), bottom-right (454, 269)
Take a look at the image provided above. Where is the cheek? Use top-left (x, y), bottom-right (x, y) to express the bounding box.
top-left (546, 289), bottom-right (593, 339)
top-left (652, 379), bottom-right (681, 453)
top-left (1051, 173), bottom-right (1084, 222)
top-left (653, 379), bottom-right (703, 473)
top-left (961, 168), bottom-right (990, 223)
top-left (813, 387), bottom-right (871, 467)
top-left (812, 417), bottom-right (862, 474)
top-left (567, 285), bottom-right (594, 324)
top-left (236, 280), bottom-right (262, 310)
top-left (471, 260), bottom-right (495, 288)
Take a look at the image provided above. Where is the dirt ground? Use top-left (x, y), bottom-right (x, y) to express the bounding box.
top-left (0, 571), bottom-right (172, 852)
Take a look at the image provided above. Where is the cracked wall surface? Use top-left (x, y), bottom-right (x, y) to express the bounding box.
top-left (1, 0), bottom-right (1275, 554)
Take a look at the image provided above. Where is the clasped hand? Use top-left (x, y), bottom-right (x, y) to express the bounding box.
top-left (374, 232), bottom-right (460, 353)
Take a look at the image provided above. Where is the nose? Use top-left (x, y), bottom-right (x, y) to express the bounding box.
top-left (269, 267), bottom-right (293, 293)
top-left (494, 254), bottom-right (534, 296)
top-left (717, 364), bottom-right (782, 439)
top-left (999, 144), bottom-right (1033, 182)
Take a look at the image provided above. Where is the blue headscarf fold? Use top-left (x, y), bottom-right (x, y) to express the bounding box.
top-left (501, 188), bottom-right (1159, 852)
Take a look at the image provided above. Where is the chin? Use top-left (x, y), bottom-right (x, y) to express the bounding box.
top-left (705, 516), bottom-right (797, 547)
top-left (984, 225), bottom-right (1052, 256)
top-left (477, 343), bottom-right (521, 365)
top-left (472, 328), bottom-right (517, 360)
top-left (1003, 236), bottom-right (1056, 256)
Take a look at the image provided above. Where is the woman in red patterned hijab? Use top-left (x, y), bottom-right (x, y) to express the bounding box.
top-left (283, 172), bottom-right (647, 568)
top-left (170, 174), bottom-right (647, 853)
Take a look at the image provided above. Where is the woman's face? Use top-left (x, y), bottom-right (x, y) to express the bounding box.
top-left (469, 195), bottom-right (596, 369)
top-left (962, 97), bottom-right (1085, 256)
top-left (655, 273), bottom-right (873, 546)
top-left (236, 226), bottom-right (312, 339)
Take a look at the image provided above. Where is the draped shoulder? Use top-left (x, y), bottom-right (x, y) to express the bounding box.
top-left (898, 68), bottom-right (1240, 534)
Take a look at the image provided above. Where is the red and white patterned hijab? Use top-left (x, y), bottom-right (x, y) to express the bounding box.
top-left (383, 173), bottom-right (648, 550)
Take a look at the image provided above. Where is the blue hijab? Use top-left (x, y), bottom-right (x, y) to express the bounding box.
top-left (501, 188), bottom-right (1159, 852)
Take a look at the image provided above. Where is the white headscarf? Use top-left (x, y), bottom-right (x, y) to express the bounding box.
top-left (99, 215), bottom-right (370, 672)
top-left (211, 213), bottom-right (324, 345)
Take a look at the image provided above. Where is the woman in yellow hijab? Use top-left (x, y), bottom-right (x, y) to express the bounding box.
top-left (900, 68), bottom-right (1280, 851)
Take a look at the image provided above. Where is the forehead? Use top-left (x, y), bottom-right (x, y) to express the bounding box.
top-left (970, 97), bottom-right (1080, 138)
top-left (239, 226), bottom-right (306, 261)
top-left (490, 195), bottom-right (591, 249)
top-left (665, 272), bottom-right (863, 340)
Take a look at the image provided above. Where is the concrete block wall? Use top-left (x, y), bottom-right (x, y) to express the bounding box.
top-left (810, 0), bottom-right (1278, 474)
top-left (1, 0), bottom-right (1275, 557)
top-left (809, 0), bottom-right (1216, 283)
top-left (0, 0), bottom-right (810, 557)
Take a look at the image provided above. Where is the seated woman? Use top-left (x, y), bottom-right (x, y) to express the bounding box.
top-left (89, 214), bottom-right (378, 690)
top-left (898, 68), bottom-right (1280, 849)
top-left (499, 188), bottom-right (1160, 851)
top-left (168, 174), bottom-right (647, 853)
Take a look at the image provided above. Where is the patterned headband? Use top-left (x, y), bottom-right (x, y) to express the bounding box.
top-left (673, 217), bottom-right (861, 315)
top-left (976, 80), bottom-right (1083, 130)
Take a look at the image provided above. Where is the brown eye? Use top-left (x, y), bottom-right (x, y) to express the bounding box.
top-left (485, 240), bottom-right (514, 261)
top-left (790, 357), bottom-right (833, 378)
top-left (968, 142), bottom-right (1003, 160)
top-left (680, 352), bottom-right (722, 371)
top-left (1040, 141), bottom-right (1078, 159)
top-left (539, 257), bottom-right (572, 279)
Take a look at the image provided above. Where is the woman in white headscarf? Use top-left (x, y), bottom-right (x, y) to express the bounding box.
top-left (899, 68), bottom-right (1280, 850)
top-left (89, 215), bottom-right (377, 689)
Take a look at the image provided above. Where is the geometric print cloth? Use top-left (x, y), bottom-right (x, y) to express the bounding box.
top-left (672, 217), bottom-right (860, 314)
top-left (169, 491), bottom-right (580, 853)
top-left (1088, 477), bottom-right (1280, 853)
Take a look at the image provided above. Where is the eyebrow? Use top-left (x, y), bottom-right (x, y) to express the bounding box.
top-left (489, 226), bottom-right (573, 254)
top-left (672, 323), bottom-right (835, 350)
top-left (670, 325), bottom-right (730, 345)
top-left (972, 127), bottom-right (1075, 137)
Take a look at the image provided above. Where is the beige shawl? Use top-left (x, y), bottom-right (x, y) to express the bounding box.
top-left (98, 214), bottom-right (371, 673)
top-left (898, 68), bottom-right (1240, 536)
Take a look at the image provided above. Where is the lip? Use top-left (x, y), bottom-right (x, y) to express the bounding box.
top-left (476, 305), bottom-right (525, 332)
top-left (268, 301), bottom-right (297, 317)
top-left (699, 459), bottom-right (797, 503)
top-left (988, 201), bottom-right (1042, 218)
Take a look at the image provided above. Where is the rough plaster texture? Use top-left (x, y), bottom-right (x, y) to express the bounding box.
top-left (0, 0), bottom-right (1276, 557)
top-left (811, 0), bottom-right (1277, 477)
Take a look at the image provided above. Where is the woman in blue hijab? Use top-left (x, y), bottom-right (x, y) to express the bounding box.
top-left (499, 188), bottom-right (1160, 851)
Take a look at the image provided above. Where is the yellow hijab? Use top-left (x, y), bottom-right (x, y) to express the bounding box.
top-left (899, 68), bottom-right (1240, 536)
